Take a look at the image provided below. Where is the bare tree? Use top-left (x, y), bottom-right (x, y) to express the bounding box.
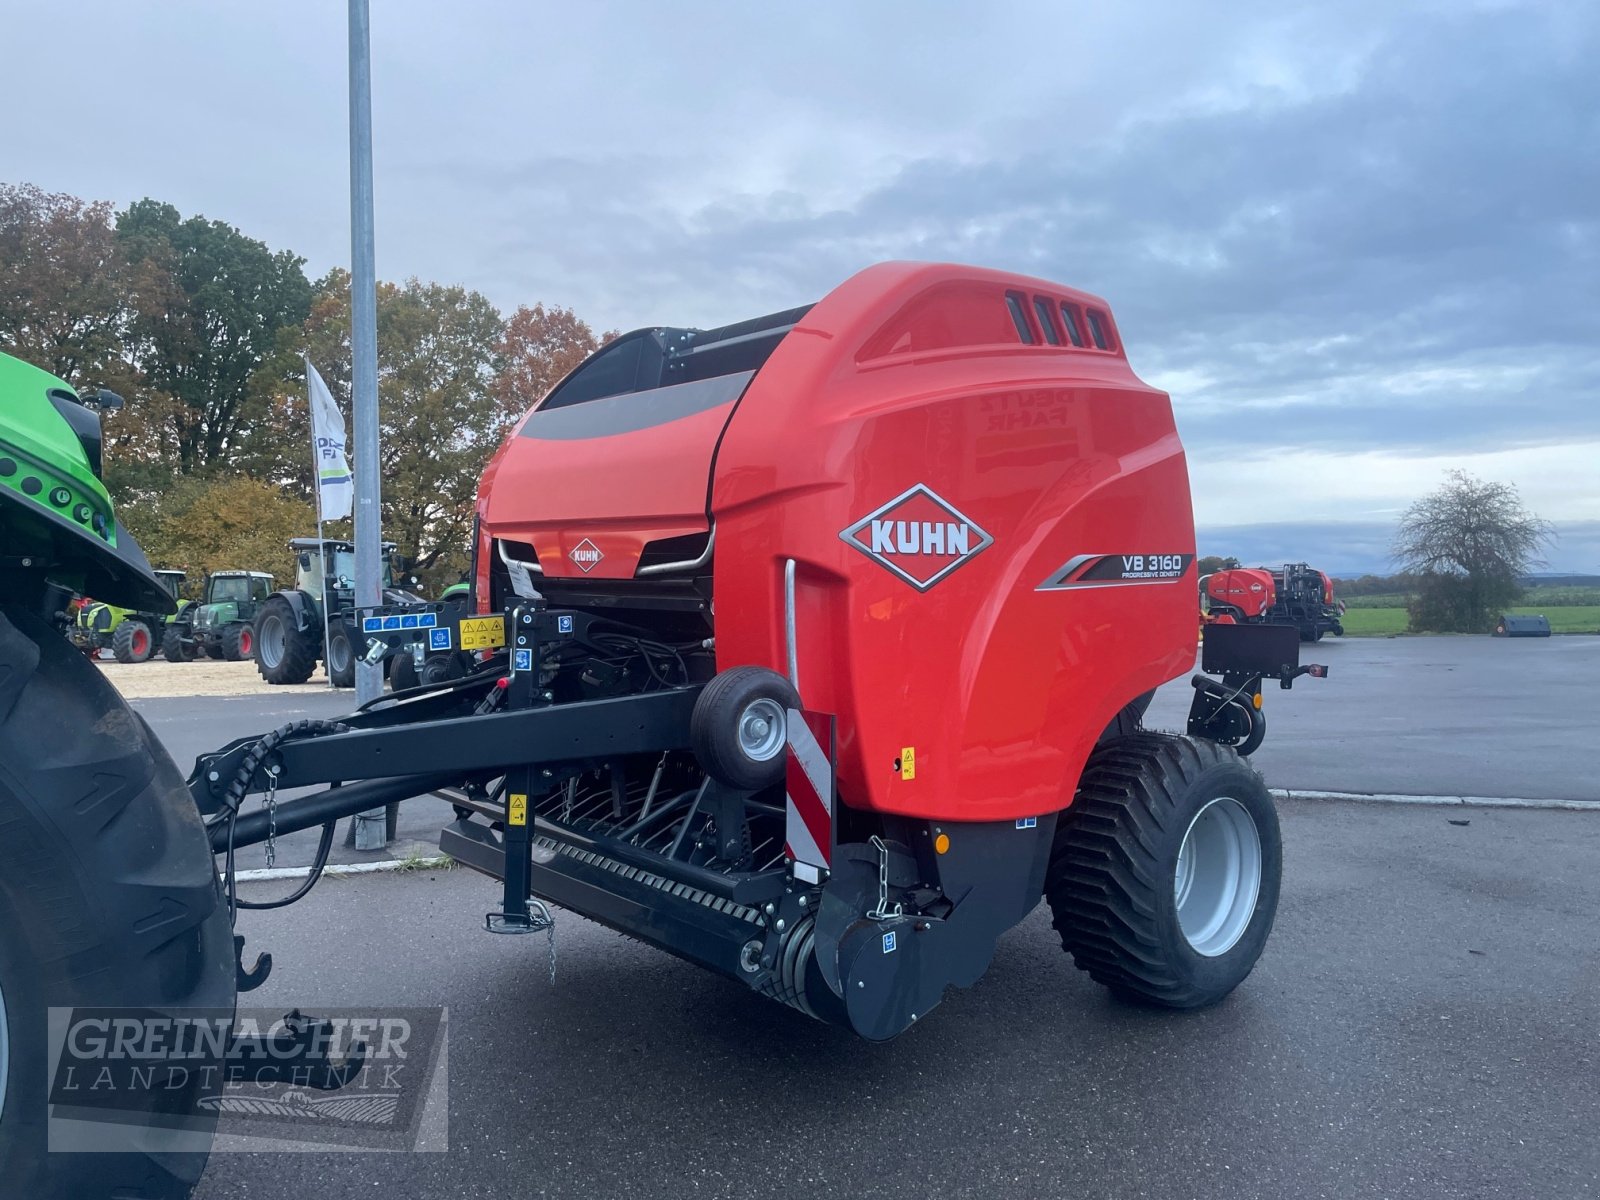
top-left (1393, 470), bottom-right (1552, 632)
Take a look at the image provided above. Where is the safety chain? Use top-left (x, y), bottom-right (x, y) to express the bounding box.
top-left (263, 765), bottom-right (281, 869)
top-left (865, 834), bottom-right (904, 922)
top-left (542, 902), bottom-right (557, 986)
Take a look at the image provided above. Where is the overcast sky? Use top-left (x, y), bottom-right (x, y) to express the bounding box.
top-left (9, 1), bottom-right (1597, 573)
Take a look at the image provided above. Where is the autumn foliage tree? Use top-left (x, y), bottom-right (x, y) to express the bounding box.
top-left (1393, 470), bottom-right (1552, 633)
top-left (128, 476), bottom-right (313, 586)
top-left (1, 182), bottom-right (617, 592)
top-left (0, 183), bottom-right (137, 387)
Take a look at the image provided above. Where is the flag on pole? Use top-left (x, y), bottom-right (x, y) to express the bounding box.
top-left (305, 357), bottom-right (353, 522)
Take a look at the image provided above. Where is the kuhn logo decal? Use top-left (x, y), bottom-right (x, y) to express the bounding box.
top-left (840, 484), bottom-right (993, 591)
top-left (1039, 552), bottom-right (1195, 591)
top-left (568, 538), bottom-right (604, 573)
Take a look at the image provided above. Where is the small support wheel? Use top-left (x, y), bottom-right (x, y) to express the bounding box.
top-left (690, 666), bottom-right (800, 791)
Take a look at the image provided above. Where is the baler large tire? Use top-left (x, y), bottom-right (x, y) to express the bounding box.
top-left (326, 629), bottom-right (355, 689)
top-left (690, 666), bottom-right (801, 791)
top-left (1046, 733), bottom-right (1281, 1009)
top-left (0, 603), bottom-right (235, 1199)
top-left (111, 617), bottom-right (155, 664)
top-left (254, 597), bottom-right (317, 685)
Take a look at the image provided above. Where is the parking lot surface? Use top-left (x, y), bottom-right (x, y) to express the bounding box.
top-left (196, 798), bottom-right (1600, 1200)
top-left (1145, 634), bottom-right (1598, 801)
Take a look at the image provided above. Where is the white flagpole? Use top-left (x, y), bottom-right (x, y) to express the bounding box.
top-left (306, 357), bottom-right (336, 691)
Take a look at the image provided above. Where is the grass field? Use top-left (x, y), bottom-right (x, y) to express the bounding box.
top-left (1341, 585), bottom-right (1600, 610)
top-left (1341, 605), bottom-right (1600, 636)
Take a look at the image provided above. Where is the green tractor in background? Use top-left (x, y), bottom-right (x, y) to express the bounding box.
top-left (68, 567), bottom-right (191, 662)
top-left (162, 570), bottom-right (275, 662)
top-left (0, 350), bottom-right (235, 1198)
top-left (253, 536), bottom-right (424, 687)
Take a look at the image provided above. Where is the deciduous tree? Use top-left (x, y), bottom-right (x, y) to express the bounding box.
top-left (0, 183), bottom-right (133, 385)
top-left (124, 476), bottom-right (313, 584)
top-left (115, 199), bottom-right (312, 478)
top-left (1393, 470), bottom-right (1552, 632)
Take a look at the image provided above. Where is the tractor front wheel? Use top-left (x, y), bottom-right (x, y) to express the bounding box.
top-left (0, 603), bottom-right (235, 1199)
top-left (162, 621), bottom-right (193, 663)
top-left (254, 597), bottom-right (317, 685)
top-left (1046, 733), bottom-right (1281, 1009)
top-left (110, 618), bottom-right (155, 664)
top-left (222, 623), bottom-right (254, 662)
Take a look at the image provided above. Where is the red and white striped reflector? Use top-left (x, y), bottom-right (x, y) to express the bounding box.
top-left (785, 708), bottom-right (835, 882)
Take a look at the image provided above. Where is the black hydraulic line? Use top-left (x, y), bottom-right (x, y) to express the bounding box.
top-left (214, 771), bottom-right (458, 853)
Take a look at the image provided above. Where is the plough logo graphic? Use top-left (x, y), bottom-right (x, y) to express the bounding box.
top-left (568, 538), bottom-right (604, 573)
top-left (840, 484), bottom-right (994, 591)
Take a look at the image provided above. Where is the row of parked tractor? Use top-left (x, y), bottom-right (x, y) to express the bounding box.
top-left (66, 536), bottom-right (471, 688)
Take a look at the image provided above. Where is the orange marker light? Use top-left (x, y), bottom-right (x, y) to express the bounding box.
top-left (934, 832), bottom-right (951, 854)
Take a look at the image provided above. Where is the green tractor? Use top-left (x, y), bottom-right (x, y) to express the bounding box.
top-left (68, 568), bottom-right (190, 662)
top-left (253, 537), bottom-right (423, 687)
top-left (162, 570), bottom-right (274, 662)
top-left (0, 350), bottom-right (235, 1197)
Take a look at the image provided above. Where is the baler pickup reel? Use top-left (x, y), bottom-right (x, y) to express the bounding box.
top-left (1186, 622), bottom-right (1328, 756)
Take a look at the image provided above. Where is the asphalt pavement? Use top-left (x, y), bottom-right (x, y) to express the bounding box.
top-left (1147, 633), bottom-right (1598, 801)
top-left (193, 799), bottom-right (1600, 1200)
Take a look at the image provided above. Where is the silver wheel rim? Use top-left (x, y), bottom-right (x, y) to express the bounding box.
top-left (1174, 796), bottom-right (1262, 957)
top-left (328, 635), bottom-right (350, 674)
top-left (737, 698), bottom-right (785, 762)
top-left (259, 616), bottom-right (284, 667)
top-left (0, 970), bottom-right (10, 1125)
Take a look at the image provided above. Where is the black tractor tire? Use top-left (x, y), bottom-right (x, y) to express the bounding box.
top-left (1046, 732), bottom-right (1281, 1010)
top-left (0, 603), bottom-right (236, 1199)
top-left (326, 628), bottom-right (355, 689)
top-left (203, 645), bottom-right (225, 660)
top-left (162, 622), bottom-right (194, 663)
top-left (111, 617), bottom-right (155, 664)
top-left (690, 666), bottom-right (801, 791)
top-left (221, 623), bottom-right (253, 663)
top-left (254, 596), bottom-right (317, 685)
top-left (389, 653), bottom-right (419, 692)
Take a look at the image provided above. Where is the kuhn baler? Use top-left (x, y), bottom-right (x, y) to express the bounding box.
top-left (1, 266), bottom-right (1328, 1198)
top-left (192, 263), bottom-right (1324, 1036)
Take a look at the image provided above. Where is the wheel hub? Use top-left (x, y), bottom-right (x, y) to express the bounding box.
top-left (1174, 796), bottom-right (1262, 957)
top-left (259, 616), bottom-right (284, 667)
top-left (737, 698), bottom-right (785, 762)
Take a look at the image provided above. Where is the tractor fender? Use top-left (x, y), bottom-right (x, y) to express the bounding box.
top-left (272, 589), bottom-right (322, 635)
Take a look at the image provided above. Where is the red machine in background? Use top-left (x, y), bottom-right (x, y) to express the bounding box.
top-left (1202, 568), bottom-right (1277, 622)
top-left (1203, 562), bottom-right (1343, 641)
